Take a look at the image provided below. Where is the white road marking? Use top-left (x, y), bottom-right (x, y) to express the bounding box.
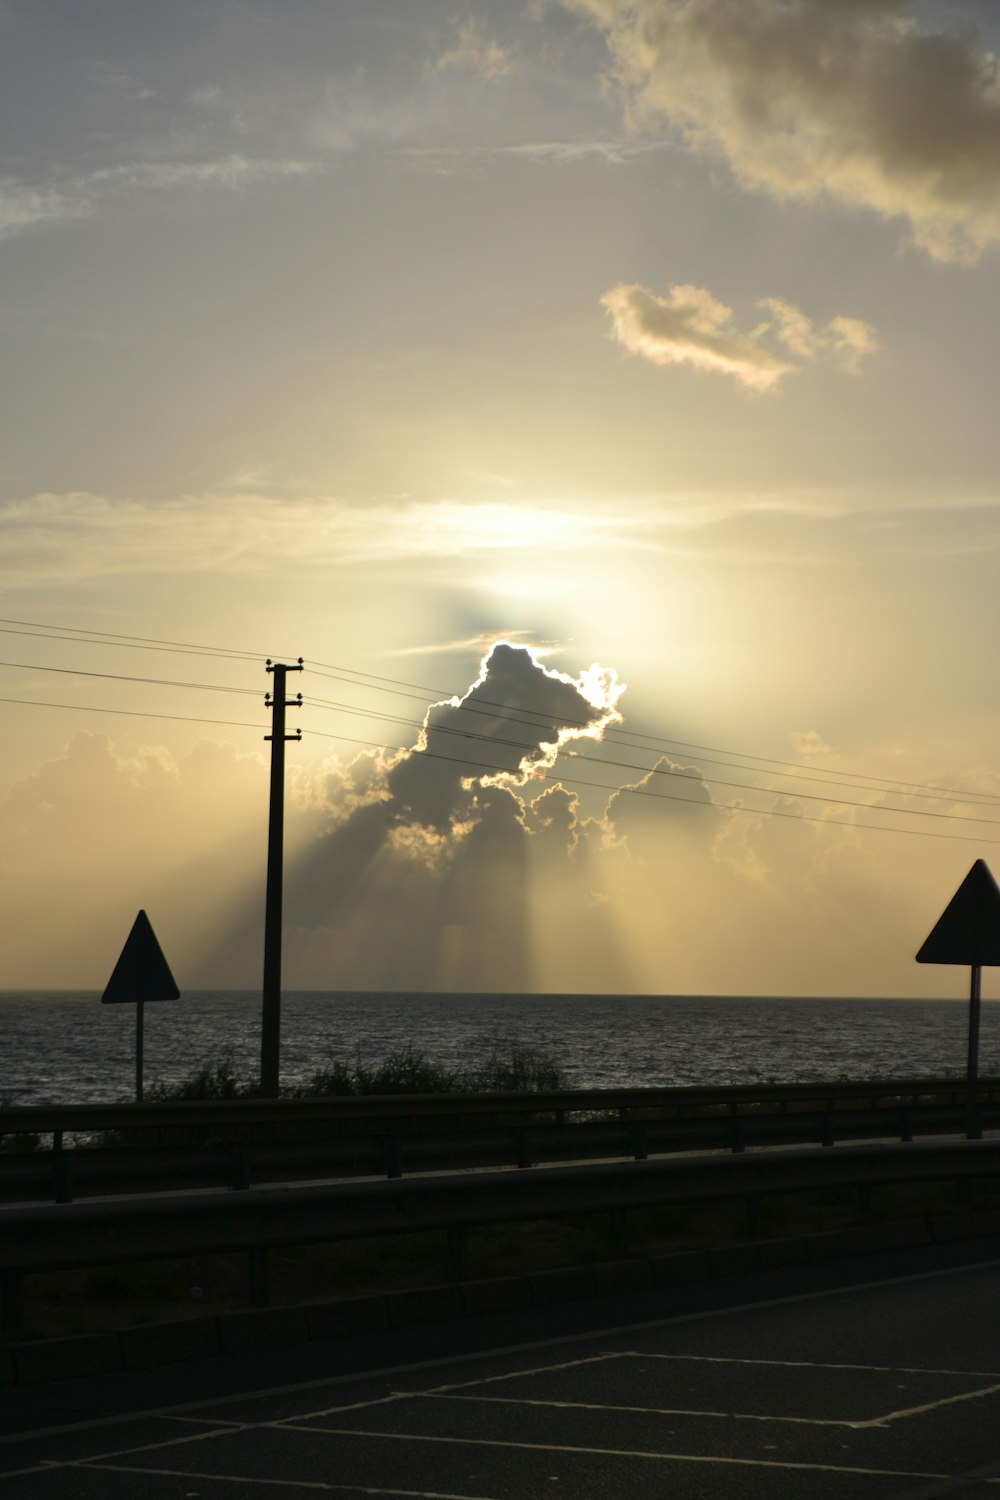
top-left (78, 1463), bottom-right (502, 1498)
top-left (168, 1415), bottom-right (248, 1427)
top-left (5, 1252), bottom-right (1000, 1448)
top-left (406, 1390), bottom-right (865, 1428)
top-left (271, 1422), bottom-right (963, 1481)
top-left (862, 1381), bottom-right (1000, 1427)
top-left (890, 1456), bottom-right (1000, 1499)
top-left (280, 1353), bottom-right (629, 1422)
top-left (0, 1422), bottom-right (246, 1482)
top-left (622, 1351), bottom-right (1000, 1379)
top-left (275, 1395), bottom-right (414, 1421)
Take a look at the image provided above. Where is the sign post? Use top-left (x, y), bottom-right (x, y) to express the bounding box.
top-left (102, 910), bottom-right (180, 1103)
top-left (916, 859), bottom-right (1000, 1139)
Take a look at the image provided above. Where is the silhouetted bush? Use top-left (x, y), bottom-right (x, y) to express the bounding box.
top-left (299, 1040), bottom-right (566, 1098)
top-left (94, 1038), bottom-right (567, 1147)
top-left (146, 1057), bottom-right (252, 1102)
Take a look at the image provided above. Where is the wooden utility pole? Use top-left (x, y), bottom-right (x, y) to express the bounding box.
top-left (260, 658), bottom-right (303, 1097)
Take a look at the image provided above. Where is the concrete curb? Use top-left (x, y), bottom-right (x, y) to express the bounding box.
top-left (6, 1209), bottom-right (1000, 1388)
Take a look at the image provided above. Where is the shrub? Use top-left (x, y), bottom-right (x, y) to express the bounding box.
top-left (466, 1039), bottom-right (565, 1093)
top-left (146, 1056), bottom-right (255, 1102)
top-left (301, 1045), bottom-right (463, 1098)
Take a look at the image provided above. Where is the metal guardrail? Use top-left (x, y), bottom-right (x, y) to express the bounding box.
top-left (1, 1076), bottom-right (998, 1205)
top-left (3, 1136), bottom-right (1000, 1338)
top-left (0, 1103), bottom-right (996, 1205)
top-left (4, 1075), bottom-right (1000, 1138)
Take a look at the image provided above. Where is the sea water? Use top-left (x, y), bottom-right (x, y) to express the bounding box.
top-left (1, 992), bottom-right (997, 1108)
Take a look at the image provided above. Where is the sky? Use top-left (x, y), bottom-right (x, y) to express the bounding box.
top-left (3, 0), bottom-right (1000, 998)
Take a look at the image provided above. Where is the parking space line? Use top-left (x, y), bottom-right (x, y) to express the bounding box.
top-left (279, 1352), bottom-right (630, 1424)
top-left (0, 1423), bottom-right (248, 1484)
top-left (889, 1458), bottom-right (1000, 1498)
top-left (410, 1390), bottom-right (865, 1428)
top-left (274, 1393), bottom-right (414, 1420)
top-left (274, 1422), bottom-right (958, 1481)
top-left (7, 1253), bottom-right (1000, 1448)
top-left (861, 1381), bottom-right (1000, 1428)
top-left (165, 1414), bottom-right (247, 1427)
top-left (626, 1352), bottom-right (1000, 1379)
top-left (78, 1462), bottom-right (500, 1498)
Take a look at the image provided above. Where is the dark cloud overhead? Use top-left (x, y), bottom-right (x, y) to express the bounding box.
top-left (564, 0), bottom-right (1000, 263)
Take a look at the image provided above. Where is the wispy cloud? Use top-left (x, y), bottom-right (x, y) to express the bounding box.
top-left (601, 282), bottom-right (876, 391)
top-left (0, 491), bottom-right (654, 587)
top-left (563, 0), bottom-right (1000, 264)
top-left (435, 19), bottom-right (513, 81)
top-left (759, 299), bottom-right (879, 374)
top-left (0, 181), bottom-right (94, 238)
top-left (0, 155), bottom-right (319, 241)
top-left (396, 630), bottom-right (544, 658)
top-left (10, 481), bottom-right (985, 591)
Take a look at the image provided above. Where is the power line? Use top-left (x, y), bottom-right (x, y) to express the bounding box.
top-left (3, 612), bottom-right (999, 813)
top-left (305, 727), bottom-right (1000, 847)
top-left (0, 617), bottom-right (275, 664)
top-left (308, 663), bottom-right (1000, 808)
top-left (0, 695), bottom-right (265, 731)
top-left (313, 685), bottom-right (1000, 812)
top-left (6, 674), bottom-right (994, 837)
top-left (302, 696), bottom-right (1000, 829)
top-left (0, 657), bottom-right (260, 697)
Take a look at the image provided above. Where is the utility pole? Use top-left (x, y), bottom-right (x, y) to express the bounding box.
top-left (260, 657), bottom-right (303, 1097)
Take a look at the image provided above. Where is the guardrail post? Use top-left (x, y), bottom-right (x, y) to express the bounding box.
top-left (516, 1132), bottom-right (533, 1169)
top-left (900, 1111), bottom-right (913, 1144)
top-left (385, 1140), bottom-right (403, 1179)
top-left (247, 1248), bottom-right (270, 1307)
top-left (730, 1119), bottom-right (745, 1154)
top-left (631, 1123), bottom-right (648, 1161)
top-left (1, 1269), bottom-right (24, 1339)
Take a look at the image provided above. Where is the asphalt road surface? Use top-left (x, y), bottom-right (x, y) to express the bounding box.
top-left (5, 1242), bottom-right (1000, 1497)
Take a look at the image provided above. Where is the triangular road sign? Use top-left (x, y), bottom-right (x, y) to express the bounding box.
top-left (916, 860), bottom-right (1000, 966)
top-left (101, 910), bottom-right (180, 1004)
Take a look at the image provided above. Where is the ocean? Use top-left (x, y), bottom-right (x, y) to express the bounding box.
top-left (1, 991), bottom-right (997, 1108)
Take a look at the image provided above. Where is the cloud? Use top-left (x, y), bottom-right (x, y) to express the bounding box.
top-left (759, 298), bottom-right (879, 373)
top-left (563, 0), bottom-right (1000, 264)
top-left (0, 657), bottom-right (981, 996)
top-left (395, 629), bottom-right (548, 657)
top-left (364, 641), bottom-right (624, 834)
top-left (601, 753), bottom-right (719, 849)
top-left (0, 181), bottom-right (94, 238)
top-left (0, 491), bottom-right (666, 588)
top-left (435, 19), bottom-right (514, 81)
top-left (601, 282), bottom-right (875, 389)
top-left (0, 155), bottom-right (319, 241)
top-left (791, 729), bottom-right (833, 757)
top-left (273, 643), bottom-right (625, 986)
top-left (602, 282), bottom-right (794, 390)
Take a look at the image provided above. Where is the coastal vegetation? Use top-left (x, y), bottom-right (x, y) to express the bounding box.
top-left (144, 1039), bottom-right (567, 1102)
